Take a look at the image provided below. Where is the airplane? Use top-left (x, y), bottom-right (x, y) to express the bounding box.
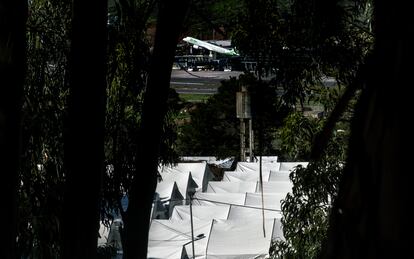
top-left (182, 36), bottom-right (239, 56)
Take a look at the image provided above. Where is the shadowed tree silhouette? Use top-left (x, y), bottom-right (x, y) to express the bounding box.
top-left (322, 1), bottom-right (414, 258)
top-left (122, 0), bottom-right (190, 258)
top-left (0, 1), bottom-right (27, 258)
top-left (61, 0), bottom-right (107, 258)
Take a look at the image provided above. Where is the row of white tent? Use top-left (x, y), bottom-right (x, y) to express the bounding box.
top-left (147, 157), bottom-right (308, 258)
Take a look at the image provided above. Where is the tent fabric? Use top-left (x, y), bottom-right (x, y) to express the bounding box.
top-left (148, 219), bottom-right (213, 259)
top-left (145, 159), bottom-right (309, 258)
top-left (159, 162), bottom-right (214, 192)
top-left (154, 182), bottom-right (184, 218)
top-left (256, 181), bottom-right (293, 194)
top-left (222, 170), bottom-right (271, 182)
top-left (180, 156), bottom-right (235, 169)
top-left (226, 207), bottom-right (282, 241)
top-left (278, 162), bottom-right (309, 171)
top-left (227, 205), bottom-right (281, 222)
top-left (206, 219), bottom-right (275, 259)
top-left (236, 161), bottom-right (281, 173)
top-left (268, 171), bottom-right (291, 182)
top-left (159, 171), bottom-right (198, 203)
top-left (171, 205), bottom-right (230, 221)
top-left (192, 192), bottom-right (246, 206)
top-left (206, 181), bottom-right (257, 193)
top-left (250, 156), bottom-right (278, 163)
top-left (244, 193), bottom-right (286, 211)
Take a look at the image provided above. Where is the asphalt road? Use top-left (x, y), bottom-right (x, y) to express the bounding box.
top-left (170, 69), bottom-right (337, 95)
top-left (170, 70), bottom-right (243, 95)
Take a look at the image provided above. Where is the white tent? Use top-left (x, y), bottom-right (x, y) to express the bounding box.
top-left (256, 181), bottom-right (293, 194)
top-left (227, 205), bottom-right (281, 221)
top-left (192, 192), bottom-right (246, 206)
top-left (206, 219), bottom-right (275, 259)
top-left (159, 171), bottom-right (198, 204)
top-left (206, 181), bottom-right (257, 193)
top-left (171, 205), bottom-right (230, 221)
top-left (268, 170), bottom-right (291, 182)
top-left (148, 219), bottom-right (213, 259)
top-left (236, 161), bottom-right (281, 174)
top-left (278, 162), bottom-right (309, 171)
top-left (244, 193), bottom-right (286, 211)
top-left (159, 162), bottom-right (214, 192)
top-left (222, 170), bottom-right (271, 182)
top-left (154, 181), bottom-right (184, 218)
top-left (250, 156), bottom-right (278, 163)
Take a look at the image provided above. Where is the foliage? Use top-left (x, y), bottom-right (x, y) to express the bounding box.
top-left (183, 0), bottom-right (245, 39)
top-left (270, 118), bottom-right (350, 258)
top-left (277, 112), bottom-right (320, 161)
top-left (177, 73), bottom-right (290, 159)
top-left (232, 0), bottom-right (373, 108)
top-left (19, 0), bottom-right (184, 256)
top-left (270, 92), bottom-right (354, 258)
top-left (102, 0), bottom-right (184, 224)
top-left (18, 0), bottom-right (71, 257)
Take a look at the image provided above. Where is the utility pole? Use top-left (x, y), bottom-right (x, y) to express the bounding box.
top-left (236, 86), bottom-right (252, 161)
top-left (189, 188), bottom-right (196, 259)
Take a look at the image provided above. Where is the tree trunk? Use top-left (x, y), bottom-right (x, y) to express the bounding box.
top-left (123, 0), bottom-right (189, 258)
top-left (322, 2), bottom-right (414, 258)
top-left (0, 1), bottom-right (27, 258)
top-left (61, 0), bottom-right (107, 258)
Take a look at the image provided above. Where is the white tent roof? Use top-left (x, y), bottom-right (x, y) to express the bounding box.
top-left (206, 181), bottom-right (257, 193)
top-left (268, 170), bottom-right (291, 181)
top-left (159, 171), bottom-right (198, 202)
top-left (154, 182), bottom-right (184, 218)
top-left (148, 219), bottom-right (213, 259)
top-left (147, 245), bottom-right (185, 259)
top-left (159, 162), bottom-right (214, 192)
top-left (236, 161), bottom-right (281, 174)
top-left (171, 205), bottom-right (230, 221)
top-left (278, 162), bottom-right (309, 171)
top-left (193, 192), bottom-right (246, 206)
top-left (155, 181), bottom-right (184, 204)
top-left (256, 181), bottom-right (293, 194)
top-left (250, 156), bottom-right (279, 163)
top-left (244, 193), bottom-right (286, 211)
top-left (227, 205), bottom-right (281, 221)
top-left (222, 170), bottom-right (271, 182)
top-left (206, 219), bottom-right (275, 259)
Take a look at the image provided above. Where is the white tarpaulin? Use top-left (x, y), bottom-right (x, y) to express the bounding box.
top-left (206, 219), bottom-right (275, 259)
top-left (148, 219), bottom-right (212, 259)
top-left (171, 205), bottom-right (230, 221)
top-left (206, 181), bottom-right (257, 193)
top-left (250, 156), bottom-right (278, 163)
top-left (159, 171), bottom-right (198, 203)
top-left (236, 161), bottom-right (281, 173)
top-left (244, 193), bottom-right (286, 211)
top-left (278, 162), bottom-right (309, 171)
top-left (154, 182), bottom-right (184, 218)
top-left (226, 207), bottom-right (282, 241)
top-left (268, 171), bottom-right (291, 182)
top-left (256, 181), bottom-right (293, 194)
top-left (222, 170), bottom-right (271, 182)
top-left (192, 192), bottom-right (246, 206)
top-left (180, 156), bottom-right (235, 169)
top-left (159, 162), bottom-right (214, 192)
top-left (227, 205), bottom-right (281, 221)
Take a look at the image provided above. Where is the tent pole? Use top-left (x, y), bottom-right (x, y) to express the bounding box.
top-left (189, 192), bottom-right (195, 258)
